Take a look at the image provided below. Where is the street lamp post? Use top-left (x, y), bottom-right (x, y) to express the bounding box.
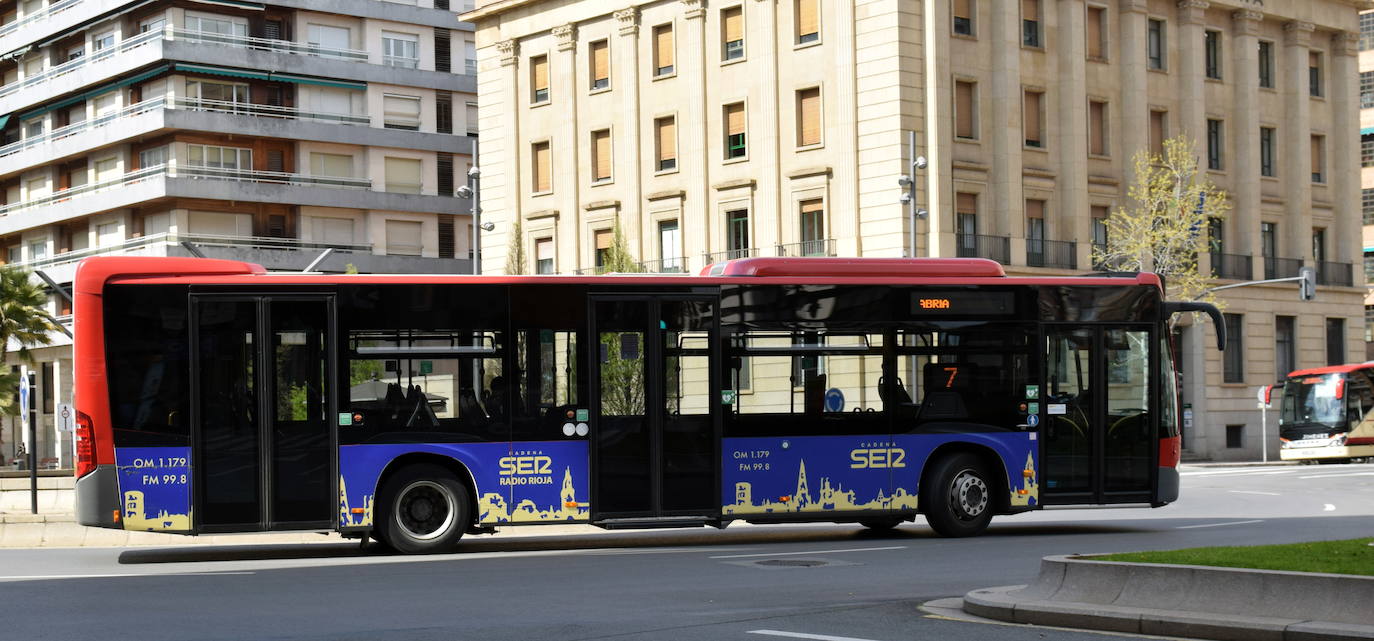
top-left (457, 141), bottom-right (491, 275)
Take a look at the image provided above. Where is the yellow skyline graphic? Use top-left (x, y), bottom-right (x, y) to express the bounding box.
top-left (122, 490), bottom-right (191, 531)
top-left (1009, 452), bottom-right (1040, 507)
top-left (477, 466), bottom-right (587, 523)
top-left (725, 459), bottom-right (920, 515)
top-left (339, 475), bottom-right (376, 527)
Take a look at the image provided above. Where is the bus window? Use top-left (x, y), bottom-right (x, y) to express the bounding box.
top-left (727, 331), bottom-right (885, 437)
top-left (896, 327), bottom-right (1032, 432)
top-left (105, 285), bottom-right (190, 446)
top-left (347, 330), bottom-right (504, 441)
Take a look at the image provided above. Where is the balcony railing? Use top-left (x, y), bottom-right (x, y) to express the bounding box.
top-left (1210, 252), bottom-right (1252, 281)
top-left (0, 96), bottom-right (369, 161)
top-left (1026, 238), bottom-right (1076, 269)
top-left (0, 26), bottom-right (369, 99)
top-left (775, 238), bottom-right (835, 257)
top-left (1264, 256), bottom-right (1302, 280)
top-left (702, 247), bottom-right (756, 265)
top-left (0, 0), bottom-right (82, 39)
top-left (1317, 261), bottom-right (1354, 287)
top-left (955, 234), bottom-right (1010, 264)
top-left (383, 55), bottom-right (420, 69)
top-left (0, 163), bottom-right (377, 219)
top-left (637, 257), bottom-right (688, 273)
top-left (7, 231), bottom-right (372, 271)
top-left (465, 59), bottom-right (477, 75)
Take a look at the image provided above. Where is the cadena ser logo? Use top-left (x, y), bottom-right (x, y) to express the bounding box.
top-left (849, 447), bottom-right (907, 469)
top-left (498, 453), bottom-right (555, 486)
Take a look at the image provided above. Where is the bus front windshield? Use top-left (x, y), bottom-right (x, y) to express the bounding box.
top-left (1281, 374), bottom-right (1346, 428)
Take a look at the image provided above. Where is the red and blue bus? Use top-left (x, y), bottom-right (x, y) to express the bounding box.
top-left (73, 256), bottom-right (1221, 553)
top-left (1277, 363), bottom-right (1374, 463)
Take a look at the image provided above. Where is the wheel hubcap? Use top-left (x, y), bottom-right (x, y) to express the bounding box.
top-left (949, 469), bottom-right (988, 521)
top-left (395, 480), bottom-right (455, 541)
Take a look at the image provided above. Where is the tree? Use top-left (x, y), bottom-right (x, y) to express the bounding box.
top-left (505, 217), bottom-right (528, 275)
top-left (1092, 135), bottom-right (1229, 313)
top-left (0, 266), bottom-right (60, 416)
top-left (599, 220), bottom-right (643, 274)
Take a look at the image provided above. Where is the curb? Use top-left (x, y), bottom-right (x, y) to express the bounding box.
top-left (963, 555), bottom-right (1374, 641)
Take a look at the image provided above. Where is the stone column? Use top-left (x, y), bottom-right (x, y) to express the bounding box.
top-left (751, 0), bottom-right (781, 254)
top-left (1330, 31), bottom-right (1360, 268)
top-left (1118, 0), bottom-right (1148, 196)
top-left (552, 24), bottom-right (580, 241)
top-left (989, 0), bottom-right (1022, 249)
top-left (669, 2), bottom-right (709, 264)
top-left (1176, 1), bottom-right (1208, 143)
top-left (1232, 10), bottom-right (1262, 277)
top-left (497, 39), bottom-right (522, 271)
top-left (1282, 21), bottom-right (1313, 263)
top-left (614, 9), bottom-right (643, 256)
top-left (1056, 0), bottom-right (1089, 268)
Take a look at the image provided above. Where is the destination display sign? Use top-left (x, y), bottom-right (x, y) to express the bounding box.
top-left (911, 290), bottom-right (1015, 315)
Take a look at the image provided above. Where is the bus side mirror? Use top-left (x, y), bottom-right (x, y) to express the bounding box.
top-left (1161, 301), bottom-right (1225, 352)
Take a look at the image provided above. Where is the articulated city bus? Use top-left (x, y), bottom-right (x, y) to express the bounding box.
top-left (72, 256), bottom-right (1222, 553)
top-left (1277, 363), bottom-right (1374, 463)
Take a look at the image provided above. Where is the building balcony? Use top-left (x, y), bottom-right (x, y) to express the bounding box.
top-left (0, 163), bottom-right (460, 237)
top-left (1210, 252), bottom-right (1252, 281)
top-left (1264, 256), bottom-right (1302, 280)
top-left (637, 257), bottom-right (688, 273)
top-left (955, 234), bottom-right (1010, 264)
top-left (1317, 261), bottom-right (1354, 287)
top-left (0, 95), bottom-right (469, 179)
top-left (9, 231), bottom-right (471, 284)
top-left (702, 247), bottom-right (756, 265)
top-left (775, 238), bottom-right (835, 257)
top-left (1026, 238), bottom-right (1076, 269)
top-left (0, 27), bottom-right (473, 116)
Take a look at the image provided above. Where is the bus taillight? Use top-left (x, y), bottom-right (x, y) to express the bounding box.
top-left (74, 410), bottom-right (96, 479)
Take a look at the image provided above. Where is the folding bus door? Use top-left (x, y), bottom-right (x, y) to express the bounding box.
top-left (193, 295), bottom-right (336, 531)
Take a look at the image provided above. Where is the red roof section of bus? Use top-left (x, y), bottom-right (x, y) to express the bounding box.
top-left (699, 256), bottom-right (1007, 278)
top-left (1284, 363), bottom-right (1374, 378)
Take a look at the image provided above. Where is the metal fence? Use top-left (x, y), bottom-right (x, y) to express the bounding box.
top-left (1210, 253), bottom-right (1252, 281)
top-left (1317, 261), bottom-right (1354, 287)
top-left (1264, 256), bottom-right (1302, 280)
top-left (955, 234), bottom-right (1011, 264)
top-left (1026, 239), bottom-right (1076, 269)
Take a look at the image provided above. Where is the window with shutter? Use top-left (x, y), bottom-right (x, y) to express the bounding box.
top-left (955, 81), bottom-right (975, 139)
top-left (1149, 110), bottom-right (1166, 155)
top-left (653, 25), bottom-right (674, 76)
top-left (725, 102), bottom-right (746, 159)
top-left (531, 55), bottom-right (550, 102)
top-left (264, 20), bottom-right (283, 40)
top-left (310, 153), bottom-right (353, 178)
top-left (799, 199), bottom-right (824, 255)
top-left (795, 0), bottom-right (818, 44)
top-left (722, 7), bottom-right (744, 61)
top-left (1088, 100), bottom-right (1106, 156)
top-left (1311, 135), bottom-right (1324, 183)
top-left (1086, 6), bottom-right (1104, 59)
top-left (1021, 0), bottom-right (1040, 47)
top-left (436, 91), bottom-right (453, 134)
top-left (267, 214), bottom-right (286, 238)
top-left (953, 0), bottom-right (973, 36)
top-left (437, 153), bottom-right (454, 195)
top-left (384, 157), bottom-right (423, 193)
top-left (535, 237), bottom-right (555, 274)
top-left (590, 40), bottom-right (609, 90)
top-left (434, 0), bottom-right (449, 10)
top-left (532, 141), bottom-right (551, 193)
top-left (438, 214), bottom-right (455, 258)
top-left (1309, 51), bottom-right (1322, 97)
top-left (267, 149), bottom-right (284, 173)
top-left (656, 116), bottom-right (676, 171)
top-left (797, 87), bottom-right (820, 147)
top-left (385, 220), bottom-right (423, 256)
top-left (383, 94), bottom-right (422, 130)
top-left (435, 28), bottom-right (451, 73)
top-left (592, 129), bottom-right (612, 182)
top-left (594, 229), bottom-right (613, 267)
top-left (1023, 90), bottom-right (1042, 148)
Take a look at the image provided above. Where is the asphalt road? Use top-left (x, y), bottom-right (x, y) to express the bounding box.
top-left (2, 462), bottom-right (1371, 641)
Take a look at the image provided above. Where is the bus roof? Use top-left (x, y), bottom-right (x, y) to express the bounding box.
top-left (1285, 362), bottom-right (1374, 378)
top-left (76, 255), bottom-right (1165, 293)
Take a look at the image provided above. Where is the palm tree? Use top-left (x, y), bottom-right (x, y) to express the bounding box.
top-left (0, 265), bottom-right (60, 416)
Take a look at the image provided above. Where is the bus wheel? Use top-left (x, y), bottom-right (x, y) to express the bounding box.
top-left (922, 452), bottom-right (994, 537)
top-left (377, 464), bottom-right (469, 554)
top-left (859, 518), bottom-right (903, 531)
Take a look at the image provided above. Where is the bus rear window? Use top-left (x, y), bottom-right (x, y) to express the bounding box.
top-left (104, 285), bottom-right (190, 446)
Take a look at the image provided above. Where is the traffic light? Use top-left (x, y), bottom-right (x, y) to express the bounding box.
top-left (1298, 266), bottom-right (1316, 301)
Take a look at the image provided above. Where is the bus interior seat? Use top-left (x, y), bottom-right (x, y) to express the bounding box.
top-left (384, 382), bottom-right (406, 421)
top-left (918, 362), bottom-right (973, 421)
top-left (405, 385), bottom-right (441, 428)
top-left (880, 376), bottom-right (917, 420)
top-left (457, 387), bottom-right (487, 421)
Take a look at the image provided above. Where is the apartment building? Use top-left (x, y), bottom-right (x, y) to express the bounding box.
top-left (465, 0), bottom-right (1367, 461)
top-left (1360, 9), bottom-right (1374, 358)
top-left (0, 0), bottom-right (478, 469)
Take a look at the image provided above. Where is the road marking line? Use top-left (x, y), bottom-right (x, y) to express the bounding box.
top-left (1175, 519), bottom-right (1263, 530)
top-left (1227, 490), bottom-right (1281, 496)
top-left (1181, 469), bottom-right (1296, 476)
top-left (1325, 504), bottom-right (1336, 511)
top-left (711, 546), bottom-right (906, 560)
top-left (0, 571), bottom-right (256, 580)
top-left (748, 630), bottom-right (883, 641)
top-left (1299, 472), bottom-right (1374, 479)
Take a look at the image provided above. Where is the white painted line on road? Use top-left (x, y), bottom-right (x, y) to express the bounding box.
top-left (748, 630), bottom-right (883, 641)
top-left (1325, 504), bottom-right (1336, 512)
top-left (1227, 490), bottom-right (1281, 496)
top-left (1175, 519), bottom-right (1264, 530)
top-left (1298, 472), bottom-right (1374, 479)
top-left (1181, 469), bottom-right (1295, 477)
top-left (710, 546), bottom-right (906, 560)
top-left (0, 571), bottom-right (256, 581)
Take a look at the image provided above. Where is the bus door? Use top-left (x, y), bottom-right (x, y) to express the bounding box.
top-left (588, 295), bottom-right (719, 521)
top-left (1041, 326), bottom-right (1154, 503)
top-left (192, 295), bottom-right (336, 531)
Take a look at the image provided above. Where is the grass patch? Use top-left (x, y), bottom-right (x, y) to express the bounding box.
top-left (1098, 538), bottom-right (1374, 576)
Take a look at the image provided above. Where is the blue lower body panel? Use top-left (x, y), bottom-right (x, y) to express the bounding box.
top-left (113, 447), bottom-right (192, 532)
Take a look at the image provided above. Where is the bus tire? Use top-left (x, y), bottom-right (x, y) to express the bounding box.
top-left (376, 463), bottom-right (469, 554)
top-left (922, 452), bottom-right (994, 537)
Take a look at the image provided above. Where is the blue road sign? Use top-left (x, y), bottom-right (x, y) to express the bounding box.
top-left (824, 388), bottom-right (845, 412)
